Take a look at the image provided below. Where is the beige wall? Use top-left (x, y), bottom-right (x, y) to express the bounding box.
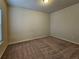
top-left (9, 7), bottom-right (50, 44)
top-left (0, 0), bottom-right (8, 58)
top-left (50, 3), bottom-right (79, 43)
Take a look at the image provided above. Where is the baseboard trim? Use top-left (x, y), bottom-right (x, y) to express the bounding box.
top-left (50, 35), bottom-right (79, 45)
top-left (9, 34), bottom-right (79, 45)
top-left (0, 45), bottom-right (8, 59)
top-left (9, 35), bottom-right (49, 45)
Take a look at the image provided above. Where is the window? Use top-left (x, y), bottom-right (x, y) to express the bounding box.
top-left (0, 9), bottom-right (3, 43)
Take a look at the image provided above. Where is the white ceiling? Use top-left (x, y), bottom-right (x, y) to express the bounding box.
top-left (7, 0), bottom-right (79, 13)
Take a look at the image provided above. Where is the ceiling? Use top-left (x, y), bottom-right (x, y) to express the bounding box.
top-left (7, 0), bottom-right (79, 13)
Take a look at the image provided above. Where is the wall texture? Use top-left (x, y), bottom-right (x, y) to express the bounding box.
top-left (9, 7), bottom-right (50, 44)
top-left (0, 0), bottom-right (8, 58)
top-left (50, 3), bottom-right (79, 43)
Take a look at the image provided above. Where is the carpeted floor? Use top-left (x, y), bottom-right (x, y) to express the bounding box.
top-left (1, 36), bottom-right (79, 59)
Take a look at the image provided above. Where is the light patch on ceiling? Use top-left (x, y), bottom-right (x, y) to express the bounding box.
top-left (40, 0), bottom-right (54, 7)
top-left (7, 0), bottom-right (79, 13)
top-left (43, 0), bottom-right (48, 4)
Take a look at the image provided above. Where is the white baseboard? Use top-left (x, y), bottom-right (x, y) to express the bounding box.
top-left (9, 34), bottom-right (79, 45)
top-left (0, 45), bottom-right (8, 59)
top-left (50, 35), bottom-right (79, 45)
top-left (9, 35), bottom-right (49, 45)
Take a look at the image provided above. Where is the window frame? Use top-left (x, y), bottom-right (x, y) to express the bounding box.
top-left (0, 8), bottom-right (3, 44)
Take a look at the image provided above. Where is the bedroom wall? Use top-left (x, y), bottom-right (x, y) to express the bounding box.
top-left (9, 7), bottom-right (50, 44)
top-left (50, 3), bottom-right (79, 43)
top-left (0, 0), bottom-right (8, 58)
